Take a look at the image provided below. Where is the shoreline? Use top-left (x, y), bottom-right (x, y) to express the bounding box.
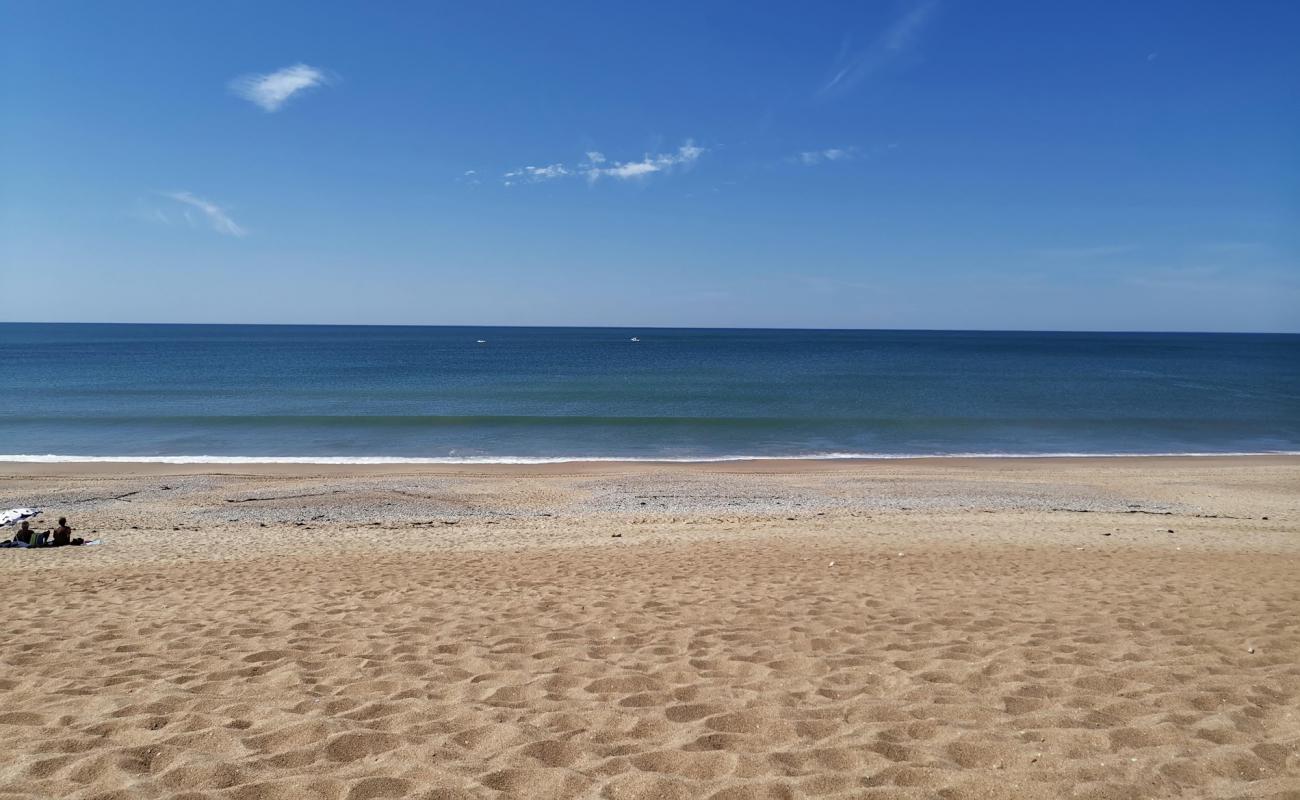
top-left (3, 456), bottom-right (1295, 565)
top-left (2, 452), bottom-right (1298, 478)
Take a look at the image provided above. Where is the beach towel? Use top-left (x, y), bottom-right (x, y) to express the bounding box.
top-left (1, 508), bottom-right (40, 528)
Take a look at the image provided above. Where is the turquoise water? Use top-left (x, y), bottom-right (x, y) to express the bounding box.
top-left (1, 324), bottom-right (1297, 461)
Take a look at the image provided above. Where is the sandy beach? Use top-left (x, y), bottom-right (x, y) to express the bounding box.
top-left (1, 456), bottom-right (1297, 799)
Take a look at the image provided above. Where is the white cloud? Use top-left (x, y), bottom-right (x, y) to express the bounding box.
top-left (798, 147), bottom-right (856, 165)
top-left (793, 143), bottom-right (904, 166)
top-left (502, 163), bottom-right (571, 184)
top-left (229, 64), bottom-right (328, 112)
top-left (601, 161), bottom-right (661, 179)
top-left (584, 142), bottom-right (704, 182)
top-left (165, 191), bottom-right (247, 237)
top-left (818, 0), bottom-right (938, 99)
top-left (501, 142), bottom-right (705, 186)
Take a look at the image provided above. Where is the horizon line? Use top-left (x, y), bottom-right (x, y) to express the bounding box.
top-left (0, 320), bottom-right (1297, 336)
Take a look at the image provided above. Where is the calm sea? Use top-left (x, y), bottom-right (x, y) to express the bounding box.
top-left (1, 324), bottom-right (1297, 462)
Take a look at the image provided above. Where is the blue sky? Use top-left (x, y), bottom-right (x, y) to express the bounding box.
top-left (3, 1), bottom-right (1297, 331)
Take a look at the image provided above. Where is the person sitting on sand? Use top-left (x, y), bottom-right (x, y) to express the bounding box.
top-left (49, 517), bottom-right (84, 547)
top-left (0, 518), bottom-right (85, 549)
top-left (51, 517), bottom-right (75, 548)
top-left (17, 521), bottom-right (39, 545)
top-left (0, 522), bottom-right (35, 548)
top-left (0, 521), bottom-right (45, 548)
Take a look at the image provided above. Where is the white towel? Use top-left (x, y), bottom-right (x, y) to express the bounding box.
top-left (0, 508), bottom-right (39, 528)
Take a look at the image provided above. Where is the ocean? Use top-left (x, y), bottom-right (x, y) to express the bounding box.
top-left (1, 324), bottom-right (1297, 462)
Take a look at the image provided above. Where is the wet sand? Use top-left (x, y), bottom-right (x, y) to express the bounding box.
top-left (1, 457), bottom-right (1297, 798)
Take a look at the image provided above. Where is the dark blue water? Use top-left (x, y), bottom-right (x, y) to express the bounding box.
top-left (1, 324), bottom-right (1297, 461)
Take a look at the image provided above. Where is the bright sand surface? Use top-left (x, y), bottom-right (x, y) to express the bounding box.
top-left (1, 457), bottom-right (1297, 799)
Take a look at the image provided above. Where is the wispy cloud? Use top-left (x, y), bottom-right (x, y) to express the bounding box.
top-left (585, 142), bottom-right (704, 181)
top-left (229, 64), bottom-right (329, 112)
top-left (789, 142), bottom-right (899, 167)
top-left (817, 1), bottom-right (938, 99)
top-left (164, 191), bottom-right (247, 237)
top-left (501, 142), bottom-right (705, 186)
top-left (797, 147), bottom-right (857, 166)
top-left (503, 164), bottom-right (571, 183)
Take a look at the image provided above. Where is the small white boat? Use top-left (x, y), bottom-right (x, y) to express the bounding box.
top-left (476, 339), bottom-right (487, 344)
top-left (630, 337), bottom-right (640, 342)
